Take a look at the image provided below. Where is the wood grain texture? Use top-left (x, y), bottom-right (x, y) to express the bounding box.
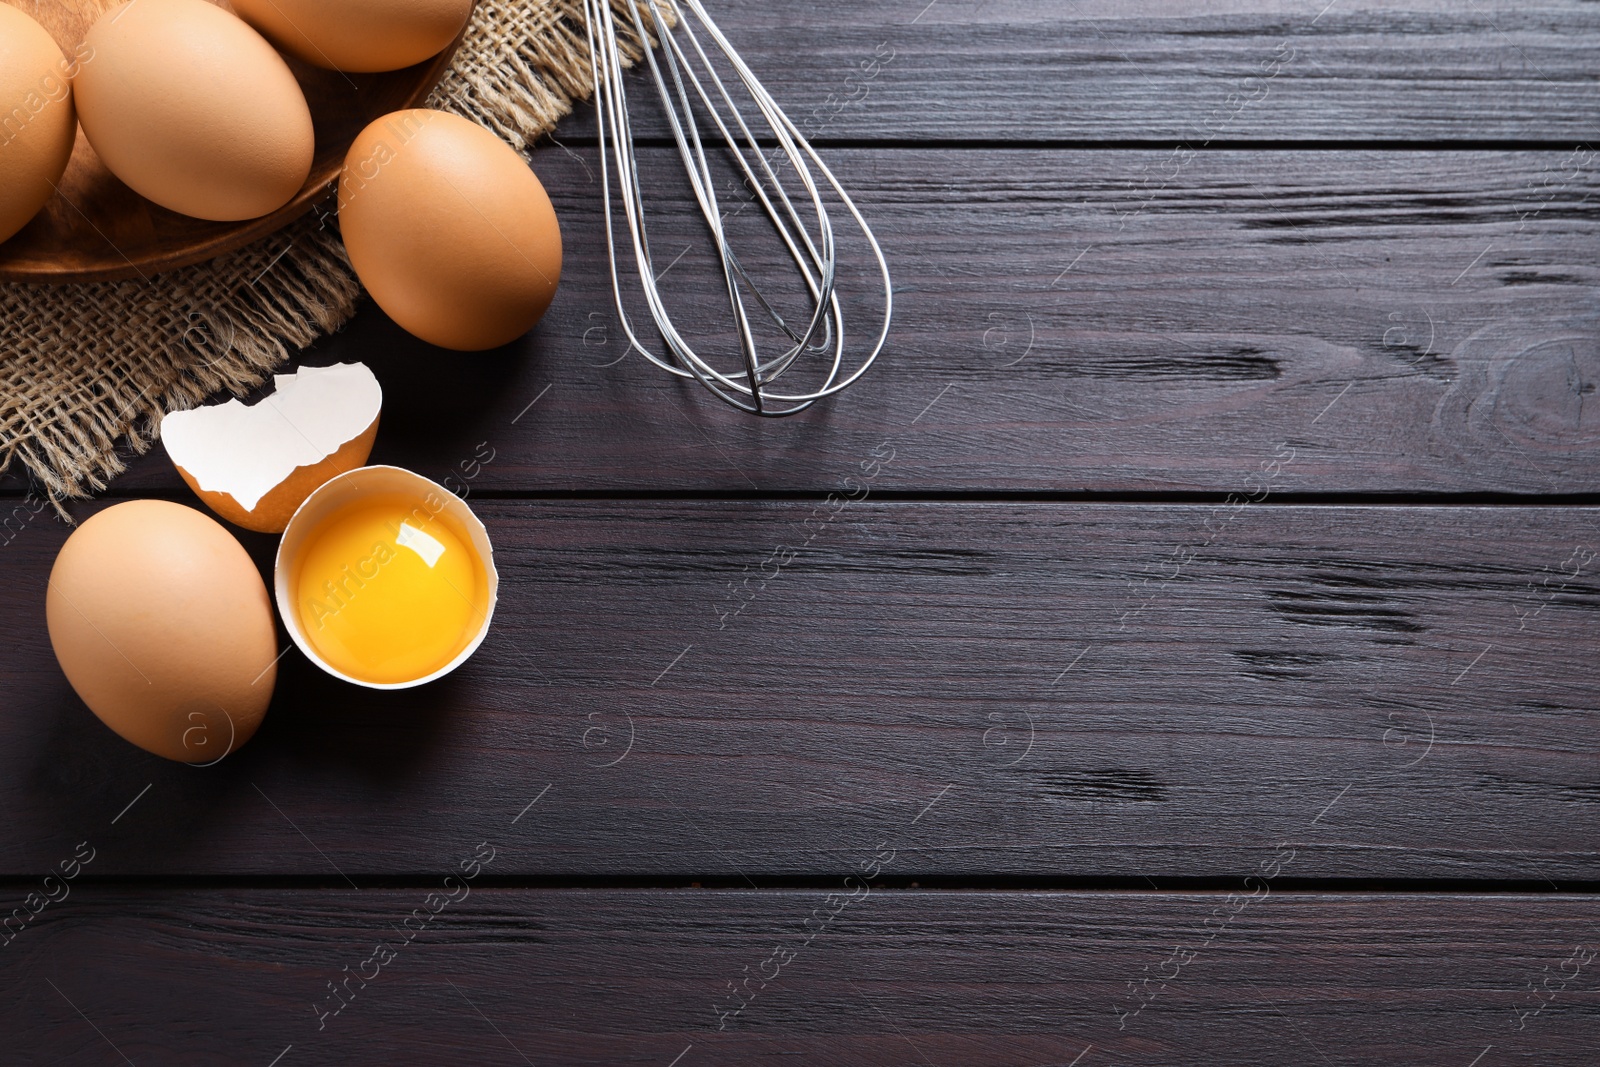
top-left (2, 501), bottom-right (1595, 879)
top-left (67, 145), bottom-right (1600, 497)
top-left (5, 888), bottom-right (1596, 1064)
top-left (0, 4), bottom-right (1593, 1062)
top-left (558, 0), bottom-right (1600, 143)
top-left (0, 0), bottom-right (465, 282)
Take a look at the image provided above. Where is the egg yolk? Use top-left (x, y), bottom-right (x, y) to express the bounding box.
top-left (293, 494), bottom-right (486, 684)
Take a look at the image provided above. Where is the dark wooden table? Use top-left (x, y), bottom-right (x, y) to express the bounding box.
top-left (3, 1), bottom-right (1598, 1063)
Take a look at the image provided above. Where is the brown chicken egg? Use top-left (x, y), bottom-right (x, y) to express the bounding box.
top-left (231, 0), bottom-right (473, 74)
top-left (0, 6), bottom-right (79, 244)
top-left (338, 109), bottom-right (562, 351)
top-left (73, 0), bottom-right (314, 222)
top-left (46, 501), bottom-right (279, 764)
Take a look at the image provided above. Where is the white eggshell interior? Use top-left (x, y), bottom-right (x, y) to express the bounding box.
top-left (161, 363), bottom-right (383, 511)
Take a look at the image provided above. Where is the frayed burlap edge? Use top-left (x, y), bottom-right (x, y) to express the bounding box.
top-left (0, 0), bottom-right (665, 516)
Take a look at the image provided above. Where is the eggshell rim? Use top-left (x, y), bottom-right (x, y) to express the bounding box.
top-left (274, 465), bottom-right (499, 690)
top-left (160, 362), bottom-right (384, 517)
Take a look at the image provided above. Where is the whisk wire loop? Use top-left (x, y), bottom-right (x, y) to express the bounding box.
top-left (583, 0), bottom-right (892, 416)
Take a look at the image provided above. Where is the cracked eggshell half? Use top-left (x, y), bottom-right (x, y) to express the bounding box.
top-left (160, 362), bottom-right (382, 534)
top-left (275, 466), bottom-right (499, 690)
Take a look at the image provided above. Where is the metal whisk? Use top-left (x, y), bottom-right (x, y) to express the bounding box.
top-left (582, 0), bottom-right (893, 416)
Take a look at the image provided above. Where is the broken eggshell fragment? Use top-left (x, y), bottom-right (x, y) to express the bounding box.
top-left (160, 362), bottom-right (382, 533)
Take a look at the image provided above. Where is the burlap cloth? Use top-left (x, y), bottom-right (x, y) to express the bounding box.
top-left (0, 0), bottom-right (657, 508)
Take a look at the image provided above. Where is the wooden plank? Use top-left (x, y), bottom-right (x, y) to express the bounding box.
top-left (6, 888), bottom-right (1597, 1064)
top-left (553, 0), bottom-right (1600, 142)
top-left (56, 147), bottom-right (1600, 499)
top-left (2, 501), bottom-right (1596, 879)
